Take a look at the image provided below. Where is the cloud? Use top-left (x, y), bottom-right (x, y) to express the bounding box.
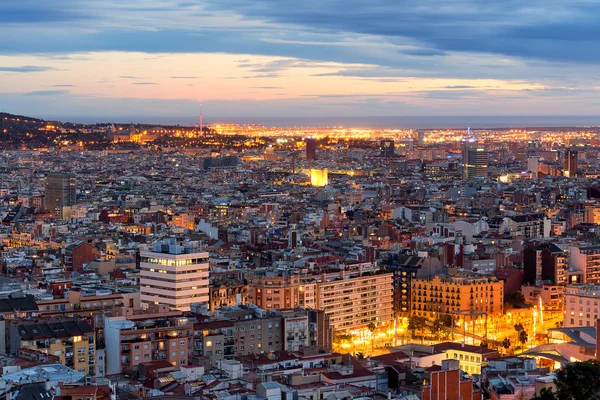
top-left (26, 90), bottom-right (69, 96)
top-left (0, 66), bottom-right (55, 73)
top-left (53, 84), bottom-right (74, 87)
top-left (445, 85), bottom-right (477, 89)
top-left (2, 1), bottom-right (600, 118)
top-left (401, 48), bottom-right (446, 57)
top-left (3, 0), bottom-right (600, 66)
top-left (204, 0), bottom-right (600, 64)
top-left (0, 1), bottom-right (88, 24)
top-left (251, 86), bottom-right (283, 89)
top-left (242, 73), bottom-right (281, 79)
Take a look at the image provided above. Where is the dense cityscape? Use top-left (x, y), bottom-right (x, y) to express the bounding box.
top-left (4, 0), bottom-right (600, 398)
top-left (0, 111), bottom-right (599, 399)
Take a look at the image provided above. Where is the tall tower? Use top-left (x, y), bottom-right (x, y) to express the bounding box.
top-left (380, 139), bottom-right (395, 158)
top-left (462, 147), bottom-right (488, 179)
top-left (564, 149), bottom-right (578, 178)
top-left (527, 156), bottom-right (539, 178)
top-left (45, 173), bottom-right (76, 218)
top-left (306, 137), bottom-right (317, 161)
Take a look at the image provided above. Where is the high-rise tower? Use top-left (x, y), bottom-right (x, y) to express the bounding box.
top-left (306, 137), bottom-right (317, 161)
top-left (45, 173), bottom-right (76, 217)
top-left (564, 149), bottom-right (578, 178)
top-left (380, 139), bottom-right (395, 158)
top-left (462, 147), bottom-right (488, 179)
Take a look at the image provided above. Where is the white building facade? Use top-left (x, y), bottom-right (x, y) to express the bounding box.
top-left (140, 239), bottom-right (209, 311)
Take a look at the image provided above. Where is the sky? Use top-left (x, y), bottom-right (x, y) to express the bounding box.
top-left (1, 0), bottom-right (600, 123)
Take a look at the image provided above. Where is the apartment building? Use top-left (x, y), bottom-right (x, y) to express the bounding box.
top-left (36, 290), bottom-right (139, 318)
top-left (140, 238), bottom-right (209, 311)
top-left (193, 320), bottom-right (235, 367)
top-left (209, 280), bottom-right (248, 313)
top-left (104, 305), bottom-right (194, 375)
top-left (568, 244), bottom-right (600, 284)
top-left (247, 263), bottom-right (393, 332)
top-left (387, 254), bottom-right (445, 316)
top-left (9, 319), bottom-right (96, 375)
top-left (193, 306), bottom-right (333, 367)
top-left (422, 359), bottom-right (482, 400)
top-left (411, 275), bottom-right (504, 319)
top-left (281, 309), bottom-right (310, 352)
top-left (63, 241), bottom-right (100, 272)
top-left (522, 284), bottom-right (564, 312)
top-left (310, 265), bottom-right (394, 332)
top-left (433, 342), bottom-right (500, 375)
top-left (523, 242), bottom-right (568, 285)
top-left (247, 274), bottom-right (301, 310)
top-left (194, 307), bottom-right (282, 367)
top-left (488, 213), bottom-right (551, 239)
top-left (563, 284), bottom-right (600, 327)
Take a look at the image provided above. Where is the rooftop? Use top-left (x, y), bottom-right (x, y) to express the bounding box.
top-left (2, 364), bottom-right (85, 386)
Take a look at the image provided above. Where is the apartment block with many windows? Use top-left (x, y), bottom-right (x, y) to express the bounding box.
top-left (411, 275), bottom-right (504, 319)
top-left (140, 238), bottom-right (209, 311)
top-left (563, 284), bottom-right (600, 327)
top-left (104, 305), bottom-right (194, 375)
top-left (10, 319), bottom-right (96, 375)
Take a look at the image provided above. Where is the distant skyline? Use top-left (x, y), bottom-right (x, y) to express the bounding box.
top-left (32, 116), bottom-right (600, 130)
top-left (2, 1), bottom-right (600, 120)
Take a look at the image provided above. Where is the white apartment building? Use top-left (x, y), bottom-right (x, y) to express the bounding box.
top-left (564, 284), bottom-right (600, 328)
top-left (140, 238), bottom-right (209, 311)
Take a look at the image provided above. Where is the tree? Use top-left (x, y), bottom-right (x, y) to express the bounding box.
top-left (502, 338), bottom-right (511, 354)
top-left (432, 314), bottom-right (452, 335)
top-left (408, 316), bottom-right (427, 342)
top-left (367, 322), bottom-right (377, 334)
top-left (530, 360), bottom-right (600, 400)
top-left (505, 292), bottom-right (526, 308)
top-left (518, 330), bottom-right (528, 347)
top-left (355, 352), bottom-right (365, 360)
top-left (367, 322), bottom-right (377, 350)
top-left (531, 388), bottom-right (557, 400)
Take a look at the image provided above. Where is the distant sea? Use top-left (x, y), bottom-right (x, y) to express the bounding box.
top-left (47, 115), bottom-right (600, 129)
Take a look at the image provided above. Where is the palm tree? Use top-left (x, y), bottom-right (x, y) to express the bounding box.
top-left (367, 322), bottom-right (377, 351)
top-left (518, 330), bottom-right (529, 348)
top-left (502, 338), bottom-right (511, 354)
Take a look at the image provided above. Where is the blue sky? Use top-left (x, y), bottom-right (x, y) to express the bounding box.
top-left (1, 0), bottom-right (600, 122)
